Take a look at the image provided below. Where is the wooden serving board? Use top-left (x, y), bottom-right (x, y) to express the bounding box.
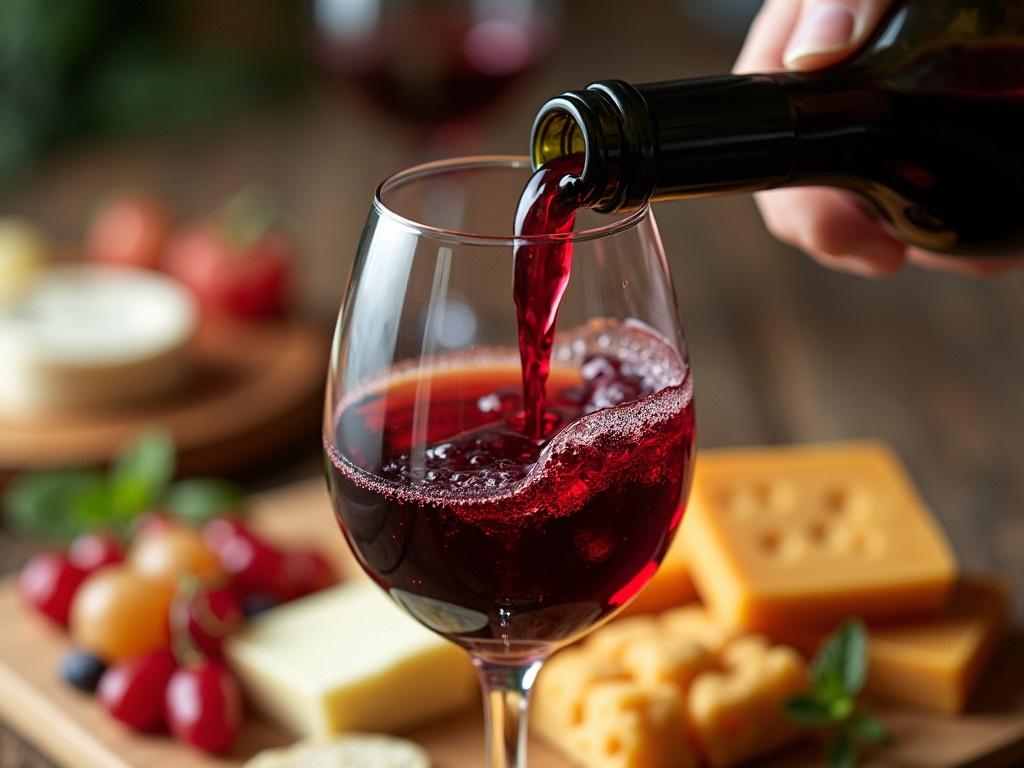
top-left (2, 479), bottom-right (1024, 768)
top-left (0, 320), bottom-right (328, 483)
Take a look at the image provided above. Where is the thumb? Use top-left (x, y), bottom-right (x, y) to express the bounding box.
top-left (783, 0), bottom-right (894, 71)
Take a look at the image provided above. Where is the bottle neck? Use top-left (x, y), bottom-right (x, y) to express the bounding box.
top-left (531, 74), bottom-right (873, 212)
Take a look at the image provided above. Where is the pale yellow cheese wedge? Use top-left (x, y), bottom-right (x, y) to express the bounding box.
top-left (226, 583), bottom-right (477, 739)
top-left (682, 442), bottom-right (957, 634)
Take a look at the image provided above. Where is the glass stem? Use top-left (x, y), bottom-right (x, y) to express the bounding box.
top-left (474, 658), bottom-right (544, 768)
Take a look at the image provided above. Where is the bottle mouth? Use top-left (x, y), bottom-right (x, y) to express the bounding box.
top-left (531, 101), bottom-right (588, 173)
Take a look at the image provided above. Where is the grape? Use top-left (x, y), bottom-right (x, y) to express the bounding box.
top-left (59, 650), bottom-right (107, 692)
top-left (129, 528), bottom-right (224, 585)
top-left (69, 533), bottom-right (123, 574)
top-left (171, 585), bottom-right (244, 661)
top-left (98, 650), bottom-right (177, 732)
top-left (18, 552), bottom-right (87, 627)
top-left (70, 566), bottom-right (174, 662)
top-left (165, 662), bottom-right (242, 754)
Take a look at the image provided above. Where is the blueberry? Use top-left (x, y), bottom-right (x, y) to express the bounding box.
top-left (243, 593), bottom-right (279, 617)
top-left (60, 650), bottom-right (106, 693)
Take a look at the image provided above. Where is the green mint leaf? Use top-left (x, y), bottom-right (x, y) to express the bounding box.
top-left (813, 619), bottom-right (868, 697)
top-left (829, 728), bottom-right (858, 768)
top-left (109, 429), bottom-right (175, 517)
top-left (784, 694), bottom-right (837, 726)
top-left (851, 712), bottom-right (889, 745)
top-left (165, 478), bottom-right (244, 525)
top-left (2, 469), bottom-right (108, 541)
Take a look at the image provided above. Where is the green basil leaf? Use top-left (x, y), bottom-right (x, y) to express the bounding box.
top-left (2, 469), bottom-right (107, 541)
top-left (851, 713), bottom-right (889, 744)
top-left (829, 728), bottom-right (857, 768)
top-left (784, 694), bottom-right (837, 726)
top-left (165, 479), bottom-right (244, 525)
top-left (813, 620), bottom-right (868, 697)
top-left (109, 430), bottom-right (175, 516)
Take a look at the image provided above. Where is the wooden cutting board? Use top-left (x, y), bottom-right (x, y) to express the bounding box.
top-left (0, 320), bottom-right (327, 483)
top-left (1, 479), bottom-right (1023, 768)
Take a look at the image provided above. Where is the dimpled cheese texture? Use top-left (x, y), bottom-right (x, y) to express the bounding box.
top-left (225, 583), bottom-right (477, 738)
top-left (622, 509), bottom-right (698, 616)
top-left (865, 577), bottom-right (1008, 714)
top-left (533, 607), bottom-right (808, 768)
top-left (682, 442), bottom-right (957, 633)
top-left (687, 636), bottom-right (807, 768)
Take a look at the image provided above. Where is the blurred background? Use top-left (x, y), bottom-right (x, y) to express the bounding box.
top-left (1, 0), bottom-right (1023, 617)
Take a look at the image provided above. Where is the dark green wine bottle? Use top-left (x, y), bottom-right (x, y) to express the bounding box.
top-left (531, 0), bottom-right (1024, 256)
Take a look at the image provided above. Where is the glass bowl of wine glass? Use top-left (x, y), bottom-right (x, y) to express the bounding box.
top-left (323, 155), bottom-right (695, 767)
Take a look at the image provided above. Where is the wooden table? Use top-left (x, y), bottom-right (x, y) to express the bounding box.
top-left (2, 1), bottom-right (1023, 764)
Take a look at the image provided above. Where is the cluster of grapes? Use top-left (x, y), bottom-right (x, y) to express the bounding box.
top-left (18, 513), bottom-right (337, 754)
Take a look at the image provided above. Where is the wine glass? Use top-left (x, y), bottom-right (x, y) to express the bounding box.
top-left (323, 156), bottom-right (695, 767)
top-left (312, 0), bottom-right (562, 149)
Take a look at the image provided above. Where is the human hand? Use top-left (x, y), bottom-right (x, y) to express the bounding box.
top-left (736, 0), bottom-right (1022, 276)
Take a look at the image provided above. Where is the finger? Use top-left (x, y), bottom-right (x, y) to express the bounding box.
top-left (756, 187), bottom-right (906, 276)
top-left (905, 248), bottom-right (1024, 277)
top-left (783, 0), bottom-right (895, 71)
top-left (735, 0), bottom-right (803, 73)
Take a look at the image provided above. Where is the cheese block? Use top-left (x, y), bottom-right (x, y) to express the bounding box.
top-left (622, 505), bottom-right (697, 616)
top-left (533, 606), bottom-right (808, 768)
top-left (687, 636), bottom-right (807, 768)
top-left (682, 442), bottom-right (957, 633)
top-left (865, 577), bottom-right (1007, 714)
top-left (226, 583), bottom-right (477, 739)
top-left (0, 264), bottom-right (197, 414)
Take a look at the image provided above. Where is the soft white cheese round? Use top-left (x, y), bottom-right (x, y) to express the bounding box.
top-left (244, 735), bottom-right (431, 768)
top-left (0, 264), bottom-right (198, 414)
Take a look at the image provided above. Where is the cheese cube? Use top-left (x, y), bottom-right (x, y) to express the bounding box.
top-left (622, 507), bottom-right (698, 616)
top-left (865, 577), bottom-right (1008, 713)
top-left (682, 442), bottom-right (957, 633)
top-left (687, 636), bottom-right (807, 768)
top-left (534, 607), bottom-right (807, 768)
top-left (225, 583), bottom-right (477, 738)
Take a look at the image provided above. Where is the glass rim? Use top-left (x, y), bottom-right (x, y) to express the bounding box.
top-left (373, 154), bottom-right (651, 246)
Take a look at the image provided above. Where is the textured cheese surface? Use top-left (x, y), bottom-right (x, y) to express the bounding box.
top-left (226, 583), bottom-right (477, 738)
top-left (682, 442), bottom-right (957, 632)
top-left (0, 264), bottom-right (196, 411)
top-left (533, 607), bottom-right (807, 768)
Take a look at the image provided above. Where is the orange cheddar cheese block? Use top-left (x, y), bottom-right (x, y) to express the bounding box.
top-left (681, 442), bottom-right (957, 634)
top-left (865, 576), bottom-right (1008, 713)
top-left (623, 507), bottom-right (698, 616)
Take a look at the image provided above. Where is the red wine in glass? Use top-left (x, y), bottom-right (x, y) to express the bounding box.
top-left (326, 328), bottom-right (694, 655)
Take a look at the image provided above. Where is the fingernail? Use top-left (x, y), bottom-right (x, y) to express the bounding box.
top-left (784, 4), bottom-right (857, 66)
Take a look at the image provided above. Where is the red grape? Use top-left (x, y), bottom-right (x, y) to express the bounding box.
top-left (201, 517), bottom-right (252, 556)
top-left (171, 585), bottom-right (245, 660)
top-left (209, 528), bottom-right (286, 598)
top-left (280, 549), bottom-right (337, 599)
top-left (18, 552), bottom-right (87, 627)
top-left (165, 662), bottom-right (242, 754)
top-left (69, 532), bottom-right (123, 573)
top-left (98, 650), bottom-right (177, 733)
